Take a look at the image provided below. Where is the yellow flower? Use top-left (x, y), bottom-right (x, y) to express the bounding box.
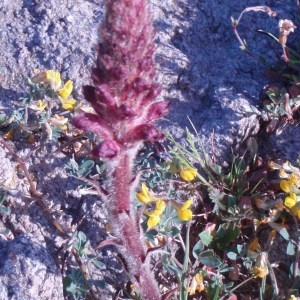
top-left (28, 100), bottom-right (47, 111)
top-left (291, 202), bottom-right (300, 219)
top-left (136, 183), bottom-right (154, 205)
top-left (253, 266), bottom-right (268, 278)
top-left (4, 129), bottom-right (14, 140)
top-left (45, 70), bottom-right (62, 90)
top-left (154, 199), bottom-right (166, 215)
top-left (144, 211), bottom-right (161, 228)
top-left (285, 193), bottom-right (297, 208)
top-left (280, 179), bottom-right (293, 193)
top-left (247, 237), bottom-right (261, 259)
top-left (144, 200), bottom-right (166, 228)
top-left (175, 200), bottom-right (193, 221)
top-left (188, 273), bottom-right (205, 295)
top-left (60, 98), bottom-right (77, 110)
top-left (253, 252), bottom-right (268, 278)
top-left (58, 80), bottom-right (73, 99)
top-left (180, 167), bottom-right (197, 181)
top-left (49, 114), bottom-right (68, 131)
top-left (279, 169), bottom-right (288, 178)
top-left (290, 173), bottom-right (300, 187)
top-left (288, 295), bottom-right (298, 300)
top-left (27, 134), bottom-right (35, 144)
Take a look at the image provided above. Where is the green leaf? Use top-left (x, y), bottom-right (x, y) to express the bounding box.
top-left (145, 229), bottom-right (158, 241)
top-left (199, 249), bottom-right (214, 258)
top-left (96, 163), bottom-right (106, 174)
top-left (73, 231), bottom-right (90, 256)
top-left (210, 162), bottom-right (223, 176)
top-left (0, 206), bottom-right (11, 216)
top-left (162, 257), bottom-right (182, 275)
top-left (227, 252), bottom-right (237, 260)
top-left (63, 268), bottom-right (89, 298)
top-left (219, 265), bottom-right (233, 273)
top-left (78, 159), bottom-right (95, 177)
top-left (199, 230), bottom-right (213, 246)
top-left (200, 257), bottom-right (222, 268)
top-left (170, 226), bottom-right (181, 237)
top-left (227, 195), bottom-right (237, 208)
top-left (192, 240), bottom-right (204, 259)
top-left (286, 241), bottom-right (295, 256)
top-left (91, 259), bottom-right (106, 270)
top-left (0, 113), bottom-right (6, 125)
top-left (207, 276), bottom-right (221, 300)
top-left (0, 192), bottom-right (5, 203)
top-left (215, 222), bottom-right (240, 247)
top-left (279, 228), bottom-right (289, 241)
top-left (77, 231), bottom-right (87, 242)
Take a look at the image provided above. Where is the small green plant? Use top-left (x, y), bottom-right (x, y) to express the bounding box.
top-left (0, 69), bottom-right (78, 143)
top-left (232, 6), bottom-right (300, 133)
top-left (62, 231), bottom-right (107, 299)
top-left (0, 191), bottom-right (10, 217)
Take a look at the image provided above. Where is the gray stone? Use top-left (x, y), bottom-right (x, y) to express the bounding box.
top-left (0, 234), bottom-right (64, 300)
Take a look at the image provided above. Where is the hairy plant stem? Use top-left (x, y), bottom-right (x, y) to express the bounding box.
top-left (110, 151), bottom-right (161, 299)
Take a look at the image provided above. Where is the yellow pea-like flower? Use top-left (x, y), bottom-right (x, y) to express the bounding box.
top-left (284, 193), bottom-right (297, 208)
top-left (28, 100), bottom-right (47, 111)
top-left (46, 70), bottom-right (62, 90)
top-left (175, 200), bottom-right (193, 221)
top-left (136, 183), bottom-right (153, 205)
top-left (280, 179), bottom-right (292, 193)
top-left (144, 211), bottom-right (161, 228)
top-left (253, 252), bottom-right (269, 278)
top-left (143, 200), bottom-right (166, 228)
top-left (60, 98), bottom-right (77, 111)
top-left (188, 273), bottom-right (205, 295)
top-left (58, 80), bottom-right (73, 99)
top-left (180, 167), bottom-right (197, 181)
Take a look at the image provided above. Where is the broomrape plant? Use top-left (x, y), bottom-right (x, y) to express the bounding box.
top-left (72, 0), bottom-right (169, 298)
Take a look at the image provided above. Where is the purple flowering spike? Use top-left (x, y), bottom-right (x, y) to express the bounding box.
top-left (92, 139), bottom-right (120, 159)
top-left (95, 84), bottom-right (116, 107)
top-left (126, 124), bottom-right (165, 143)
top-left (146, 101), bottom-right (170, 122)
top-left (72, 0), bottom-right (168, 298)
top-left (72, 113), bottom-right (113, 139)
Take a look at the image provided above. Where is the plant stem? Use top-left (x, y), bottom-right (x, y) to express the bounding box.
top-left (219, 276), bottom-right (254, 300)
top-left (266, 258), bottom-right (279, 297)
top-left (111, 151), bottom-right (161, 299)
top-left (292, 214), bottom-right (300, 287)
top-left (180, 221), bottom-right (191, 300)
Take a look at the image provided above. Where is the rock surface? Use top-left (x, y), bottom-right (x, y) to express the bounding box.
top-left (0, 234), bottom-right (64, 300)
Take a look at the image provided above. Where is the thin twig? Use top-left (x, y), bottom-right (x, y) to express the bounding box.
top-left (0, 137), bottom-right (68, 237)
top-left (219, 276), bottom-right (254, 300)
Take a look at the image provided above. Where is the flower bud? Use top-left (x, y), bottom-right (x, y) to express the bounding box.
top-left (92, 139), bottom-right (120, 158)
